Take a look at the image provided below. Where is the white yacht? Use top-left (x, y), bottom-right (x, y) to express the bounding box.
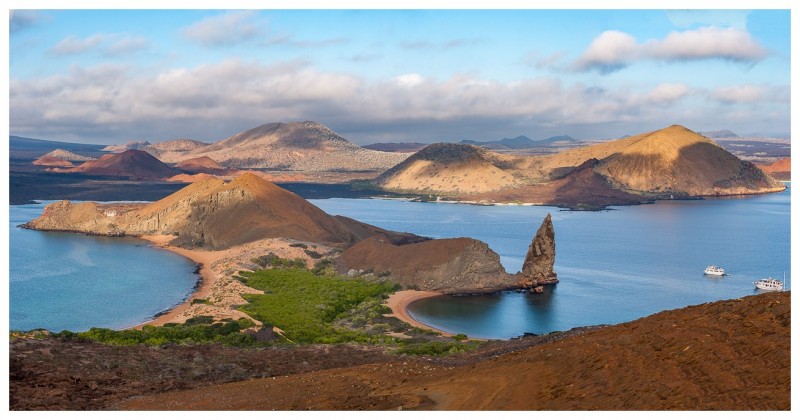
top-left (754, 275), bottom-right (785, 291)
top-left (704, 265), bottom-right (725, 276)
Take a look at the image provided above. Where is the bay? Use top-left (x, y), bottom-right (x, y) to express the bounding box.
top-left (310, 187), bottom-right (791, 339)
top-left (9, 201), bottom-right (199, 332)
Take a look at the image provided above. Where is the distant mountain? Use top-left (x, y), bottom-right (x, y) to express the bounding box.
top-left (33, 149), bottom-right (96, 166)
top-left (175, 156), bottom-right (230, 175)
top-left (62, 150), bottom-right (178, 179)
top-left (699, 130), bottom-right (740, 139)
top-left (374, 143), bottom-right (522, 194)
top-left (362, 142), bottom-right (428, 153)
top-left (460, 134), bottom-right (578, 149)
top-left (175, 121), bottom-right (408, 171)
top-left (144, 139), bottom-right (211, 162)
top-left (10, 135), bottom-right (107, 161)
top-left (375, 125), bottom-right (785, 207)
top-left (32, 156), bottom-right (74, 167)
top-left (102, 141), bottom-right (152, 153)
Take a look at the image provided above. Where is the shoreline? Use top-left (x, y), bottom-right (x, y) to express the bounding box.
top-left (136, 235), bottom-right (220, 327)
top-left (385, 290), bottom-right (453, 337)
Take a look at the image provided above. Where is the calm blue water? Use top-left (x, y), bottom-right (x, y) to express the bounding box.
top-left (310, 187), bottom-right (791, 339)
top-left (9, 202), bottom-right (199, 332)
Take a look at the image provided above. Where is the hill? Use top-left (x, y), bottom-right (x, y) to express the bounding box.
top-left (376, 125), bottom-right (785, 207)
top-left (34, 148), bottom-right (97, 164)
top-left (175, 156), bottom-right (228, 175)
top-left (757, 157), bottom-right (790, 181)
top-left (374, 143), bottom-right (522, 194)
top-left (32, 156), bottom-right (74, 167)
top-left (461, 134), bottom-right (579, 149)
top-left (699, 129), bottom-right (740, 138)
top-left (102, 140), bottom-right (152, 153)
top-left (144, 139), bottom-right (211, 161)
top-left (62, 150), bottom-right (178, 179)
top-left (175, 121), bottom-right (409, 171)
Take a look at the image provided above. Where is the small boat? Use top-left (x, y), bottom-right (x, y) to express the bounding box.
top-left (754, 273), bottom-right (785, 291)
top-left (704, 265), bottom-right (725, 276)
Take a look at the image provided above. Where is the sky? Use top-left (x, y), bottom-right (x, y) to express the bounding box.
top-left (6, 4), bottom-right (794, 145)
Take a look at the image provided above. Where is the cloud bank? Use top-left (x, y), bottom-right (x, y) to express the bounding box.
top-left (574, 26), bottom-right (769, 73)
top-left (10, 59), bottom-right (788, 144)
top-left (181, 11), bottom-right (262, 47)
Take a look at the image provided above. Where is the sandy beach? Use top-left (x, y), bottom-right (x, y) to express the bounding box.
top-left (384, 290), bottom-right (452, 336)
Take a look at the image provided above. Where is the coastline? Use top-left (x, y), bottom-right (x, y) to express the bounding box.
top-left (137, 235), bottom-right (219, 327)
top-left (385, 290), bottom-right (453, 337)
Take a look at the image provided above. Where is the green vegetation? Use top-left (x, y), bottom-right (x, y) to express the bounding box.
top-left (238, 268), bottom-right (399, 344)
top-left (251, 253), bottom-right (306, 269)
top-left (53, 317), bottom-right (258, 347)
top-left (31, 266), bottom-right (484, 357)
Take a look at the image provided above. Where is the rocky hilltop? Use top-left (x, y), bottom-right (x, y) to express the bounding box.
top-left (144, 139), bottom-right (211, 162)
top-left (173, 121), bottom-right (409, 171)
top-left (375, 125), bottom-right (785, 208)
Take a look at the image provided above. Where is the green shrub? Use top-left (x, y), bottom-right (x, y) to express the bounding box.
top-left (238, 268), bottom-right (397, 344)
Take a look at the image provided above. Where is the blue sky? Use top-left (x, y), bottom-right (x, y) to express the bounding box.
top-left (7, 6), bottom-right (793, 145)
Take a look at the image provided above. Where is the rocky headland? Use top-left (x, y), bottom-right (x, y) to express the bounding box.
top-left (24, 174), bottom-right (559, 304)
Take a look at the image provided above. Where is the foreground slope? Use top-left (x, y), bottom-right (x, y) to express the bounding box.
top-left (112, 291), bottom-right (789, 410)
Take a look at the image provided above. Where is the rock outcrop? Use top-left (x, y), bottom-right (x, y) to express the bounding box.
top-left (517, 213), bottom-right (558, 290)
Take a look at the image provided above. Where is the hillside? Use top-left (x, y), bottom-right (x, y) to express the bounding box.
top-left (144, 139), bottom-right (211, 162)
top-left (374, 143), bottom-right (524, 194)
top-left (35, 148), bottom-right (96, 163)
top-left (102, 140), bottom-right (151, 153)
top-left (175, 121), bottom-right (409, 171)
top-left (91, 291), bottom-right (789, 410)
top-left (757, 157), bottom-right (790, 181)
top-left (375, 125), bottom-right (785, 206)
top-left (32, 156), bottom-right (74, 167)
top-left (59, 150), bottom-right (178, 179)
top-left (175, 156), bottom-right (228, 175)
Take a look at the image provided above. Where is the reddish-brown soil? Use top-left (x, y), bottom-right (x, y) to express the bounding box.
top-left (33, 156), bottom-right (74, 167)
top-left (118, 292), bottom-right (789, 410)
top-left (10, 292), bottom-right (787, 410)
top-left (757, 157), bottom-right (790, 181)
top-left (62, 149), bottom-right (177, 179)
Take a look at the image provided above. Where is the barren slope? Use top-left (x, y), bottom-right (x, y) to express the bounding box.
top-left (180, 121), bottom-right (409, 171)
top-left (60, 150), bottom-right (178, 179)
top-left (116, 291), bottom-right (790, 410)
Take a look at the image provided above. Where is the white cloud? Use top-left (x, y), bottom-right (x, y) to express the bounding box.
top-left (395, 73), bottom-right (424, 87)
top-left (574, 26), bottom-right (769, 73)
top-left (710, 84), bottom-right (789, 104)
top-left (8, 60), bottom-right (789, 143)
top-left (573, 30), bottom-right (639, 73)
top-left (647, 27), bottom-right (768, 63)
top-left (181, 11), bottom-right (261, 47)
top-left (645, 83), bottom-right (690, 104)
top-left (49, 33), bottom-right (150, 56)
top-left (50, 34), bottom-right (108, 55)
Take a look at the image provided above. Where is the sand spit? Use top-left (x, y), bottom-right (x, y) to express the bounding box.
top-left (384, 290), bottom-right (449, 336)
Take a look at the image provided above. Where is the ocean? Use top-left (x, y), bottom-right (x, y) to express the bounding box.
top-left (9, 202), bottom-right (199, 332)
top-left (310, 187), bottom-right (791, 339)
top-left (9, 188), bottom-right (789, 337)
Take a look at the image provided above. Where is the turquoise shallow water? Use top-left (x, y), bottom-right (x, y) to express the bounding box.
top-left (310, 187), bottom-right (791, 339)
top-left (9, 202), bottom-right (199, 332)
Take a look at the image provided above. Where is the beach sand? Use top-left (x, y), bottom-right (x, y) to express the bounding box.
top-left (384, 290), bottom-right (451, 336)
